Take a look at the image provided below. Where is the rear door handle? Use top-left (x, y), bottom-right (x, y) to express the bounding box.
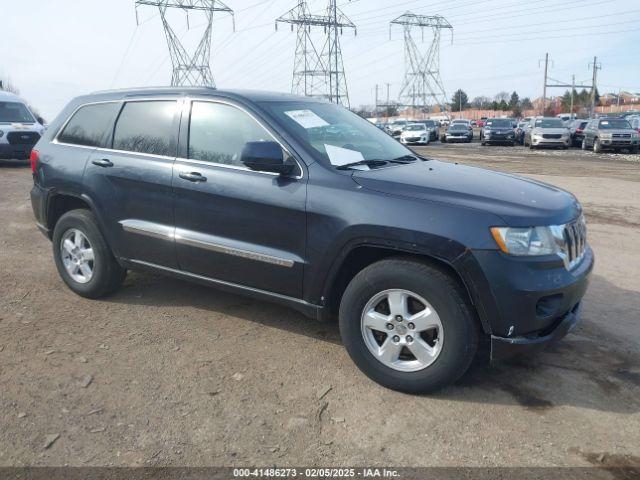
top-left (179, 171), bottom-right (207, 183)
top-left (92, 159), bottom-right (113, 168)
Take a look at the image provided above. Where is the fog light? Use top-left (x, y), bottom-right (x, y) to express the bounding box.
top-left (536, 294), bottom-right (563, 318)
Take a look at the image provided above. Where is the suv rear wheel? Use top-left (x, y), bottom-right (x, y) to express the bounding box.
top-left (52, 209), bottom-right (126, 298)
top-left (339, 258), bottom-right (479, 393)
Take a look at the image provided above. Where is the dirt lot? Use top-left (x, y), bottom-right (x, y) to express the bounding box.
top-left (1, 144), bottom-right (639, 469)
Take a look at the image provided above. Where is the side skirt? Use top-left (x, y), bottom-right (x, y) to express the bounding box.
top-left (121, 258), bottom-right (324, 321)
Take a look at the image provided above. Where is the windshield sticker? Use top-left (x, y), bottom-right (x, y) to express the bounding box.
top-left (324, 144), bottom-right (364, 167)
top-left (600, 121), bottom-right (609, 125)
top-left (284, 110), bottom-right (329, 129)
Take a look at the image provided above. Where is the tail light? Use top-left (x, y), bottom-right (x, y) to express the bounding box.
top-left (576, 128), bottom-right (583, 133)
top-left (30, 149), bottom-right (39, 173)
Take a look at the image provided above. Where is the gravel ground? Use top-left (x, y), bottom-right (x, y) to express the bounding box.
top-left (1, 144), bottom-right (639, 469)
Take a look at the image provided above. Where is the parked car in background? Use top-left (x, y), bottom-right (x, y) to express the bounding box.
top-left (442, 123), bottom-right (473, 143)
top-left (451, 119), bottom-right (472, 129)
top-left (515, 121), bottom-right (528, 145)
top-left (0, 91), bottom-right (46, 161)
top-left (568, 119), bottom-right (589, 147)
top-left (627, 115), bottom-right (640, 133)
top-left (29, 87), bottom-right (594, 394)
top-left (389, 120), bottom-right (409, 138)
top-left (477, 117), bottom-right (488, 128)
top-left (524, 117), bottom-right (570, 149)
top-left (582, 117), bottom-right (639, 153)
top-left (400, 123), bottom-right (431, 145)
top-left (481, 118), bottom-right (516, 146)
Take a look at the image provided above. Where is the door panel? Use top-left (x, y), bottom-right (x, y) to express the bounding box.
top-left (84, 150), bottom-right (177, 267)
top-left (173, 163), bottom-right (306, 298)
top-left (172, 100), bottom-right (306, 298)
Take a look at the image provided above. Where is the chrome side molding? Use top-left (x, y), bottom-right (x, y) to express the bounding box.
top-left (119, 219), bottom-right (295, 268)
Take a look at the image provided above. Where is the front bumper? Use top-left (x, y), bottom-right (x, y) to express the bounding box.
top-left (531, 136), bottom-right (570, 147)
top-left (484, 135), bottom-right (515, 144)
top-left (0, 143), bottom-right (34, 160)
top-left (491, 302), bottom-right (581, 362)
top-left (457, 246), bottom-right (593, 360)
top-left (600, 138), bottom-right (638, 149)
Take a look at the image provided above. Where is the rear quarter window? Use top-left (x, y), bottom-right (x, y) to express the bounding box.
top-left (57, 102), bottom-right (121, 147)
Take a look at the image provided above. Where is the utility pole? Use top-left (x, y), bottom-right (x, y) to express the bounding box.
top-left (541, 52), bottom-right (549, 116)
top-left (374, 84), bottom-right (379, 115)
top-left (135, 0), bottom-right (234, 87)
top-left (390, 13), bottom-right (452, 111)
top-left (589, 56), bottom-right (601, 118)
top-left (385, 82), bottom-right (391, 117)
top-left (570, 74), bottom-right (575, 116)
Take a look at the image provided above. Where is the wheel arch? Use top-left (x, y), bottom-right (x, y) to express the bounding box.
top-left (319, 242), bottom-right (490, 334)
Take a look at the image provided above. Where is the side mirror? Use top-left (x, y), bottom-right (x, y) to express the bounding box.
top-left (37, 116), bottom-right (45, 125)
top-left (241, 141), bottom-right (294, 175)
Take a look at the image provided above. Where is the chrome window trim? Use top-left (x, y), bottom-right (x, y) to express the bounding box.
top-left (52, 97), bottom-right (181, 155)
top-left (119, 219), bottom-right (296, 268)
top-left (179, 96), bottom-right (305, 180)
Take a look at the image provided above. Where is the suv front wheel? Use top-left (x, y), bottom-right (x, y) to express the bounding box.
top-left (339, 258), bottom-right (479, 393)
top-left (52, 209), bottom-right (126, 298)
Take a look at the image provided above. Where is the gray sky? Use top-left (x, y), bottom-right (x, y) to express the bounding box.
top-left (2, 0), bottom-right (639, 120)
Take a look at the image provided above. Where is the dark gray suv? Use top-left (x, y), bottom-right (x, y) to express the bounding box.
top-left (30, 87), bottom-right (593, 393)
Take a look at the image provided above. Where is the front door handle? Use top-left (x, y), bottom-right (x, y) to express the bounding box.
top-left (179, 171), bottom-right (207, 183)
top-left (92, 159), bottom-right (113, 168)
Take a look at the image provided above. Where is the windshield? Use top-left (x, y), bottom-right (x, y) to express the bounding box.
top-left (535, 118), bottom-right (564, 128)
top-left (599, 119), bottom-right (631, 129)
top-left (486, 119), bottom-right (512, 128)
top-left (452, 120), bottom-right (468, 124)
top-left (424, 120), bottom-right (436, 127)
top-left (261, 101), bottom-right (413, 168)
top-left (449, 124), bottom-right (467, 131)
top-left (0, 101), bottom-right (35, 124)
top-left (405, 124), bottom-right (425, 131)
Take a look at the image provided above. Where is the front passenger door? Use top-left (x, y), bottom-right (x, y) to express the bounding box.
top-left (172, 100), bottom-right (307, 298)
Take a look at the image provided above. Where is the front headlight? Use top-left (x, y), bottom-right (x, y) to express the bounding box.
top-left (632, 132), bottom-right (639, 139)
top-left (490, 226), bottom-right (561, 256)
top-left (600, 133), bottom-right (612, 139)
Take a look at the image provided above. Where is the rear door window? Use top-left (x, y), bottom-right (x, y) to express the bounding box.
top-left (113, 101), bottom-right (177, 156)
top-left (57, 102), bottom-right (121, 147)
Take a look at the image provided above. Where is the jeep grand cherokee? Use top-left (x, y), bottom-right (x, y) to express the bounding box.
top-left (30, 88), bottom-right (593, 393)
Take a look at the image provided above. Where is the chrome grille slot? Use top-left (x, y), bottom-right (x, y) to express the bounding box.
top-left (561, 217), bottom-right (587, 269)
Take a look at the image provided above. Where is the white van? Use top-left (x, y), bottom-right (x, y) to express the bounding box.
top-left (0, 91), bottom-right (45, 160)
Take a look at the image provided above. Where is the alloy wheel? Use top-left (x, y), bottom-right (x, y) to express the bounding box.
top-left (360, 289), bottom-right (444, 372)
top-left (60, 228), bottom-right (95, 284)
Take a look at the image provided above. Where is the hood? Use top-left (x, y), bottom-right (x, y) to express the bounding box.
top-left (351, 160), bottom-right (581, 227)
top-left (598, 128), bottom-right (636, 134)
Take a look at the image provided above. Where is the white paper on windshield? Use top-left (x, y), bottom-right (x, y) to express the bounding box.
top-left (324, 144), bottom-right (364, 167)
top-left (284, 109), bottom-right (329, 129)
top-left (600, 121), bottom-right (609, 125)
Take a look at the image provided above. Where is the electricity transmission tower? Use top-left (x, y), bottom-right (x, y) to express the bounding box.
top-left (390, 13), bottom-right (452, 111)
top-left (276, 1), bottom-right (355, 107)
top-left (135, 0), bottom-right (234, 87)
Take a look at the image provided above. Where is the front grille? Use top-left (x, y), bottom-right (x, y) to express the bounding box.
top-left (405, 137), bottom-right (421, 142)
top-left (7, 131), bottom-right (40, 145)
top-left (562, 217), bottom-right (587, 269)
top-left (543, 134), bottom-right (562, 139)
top-left (612, 133), bottom-right (631, 138)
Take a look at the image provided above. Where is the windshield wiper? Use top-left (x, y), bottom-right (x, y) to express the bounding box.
top-left (391, 154), bottom-right (421, 163)
top-left (336, 159), bottom-right (389, 170)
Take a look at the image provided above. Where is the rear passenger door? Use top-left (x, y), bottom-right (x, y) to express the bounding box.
top-left (83, 99), bottom-right (180, 268)
top-left (172, 99), bottom-right (307, 298)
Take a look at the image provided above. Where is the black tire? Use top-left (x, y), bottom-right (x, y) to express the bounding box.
top-left (481, 141), bottom-right (486, 146)
top-left (631, 146), bottom-right (639, 154)
top-left (52, 209), bottom-right (126, 299)
top-left (581, 138), bottom-right (587, 150)
top-left (529, 142), bottom-right (536, 150)
top-left (338, 258), bottom-right (479, 394)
